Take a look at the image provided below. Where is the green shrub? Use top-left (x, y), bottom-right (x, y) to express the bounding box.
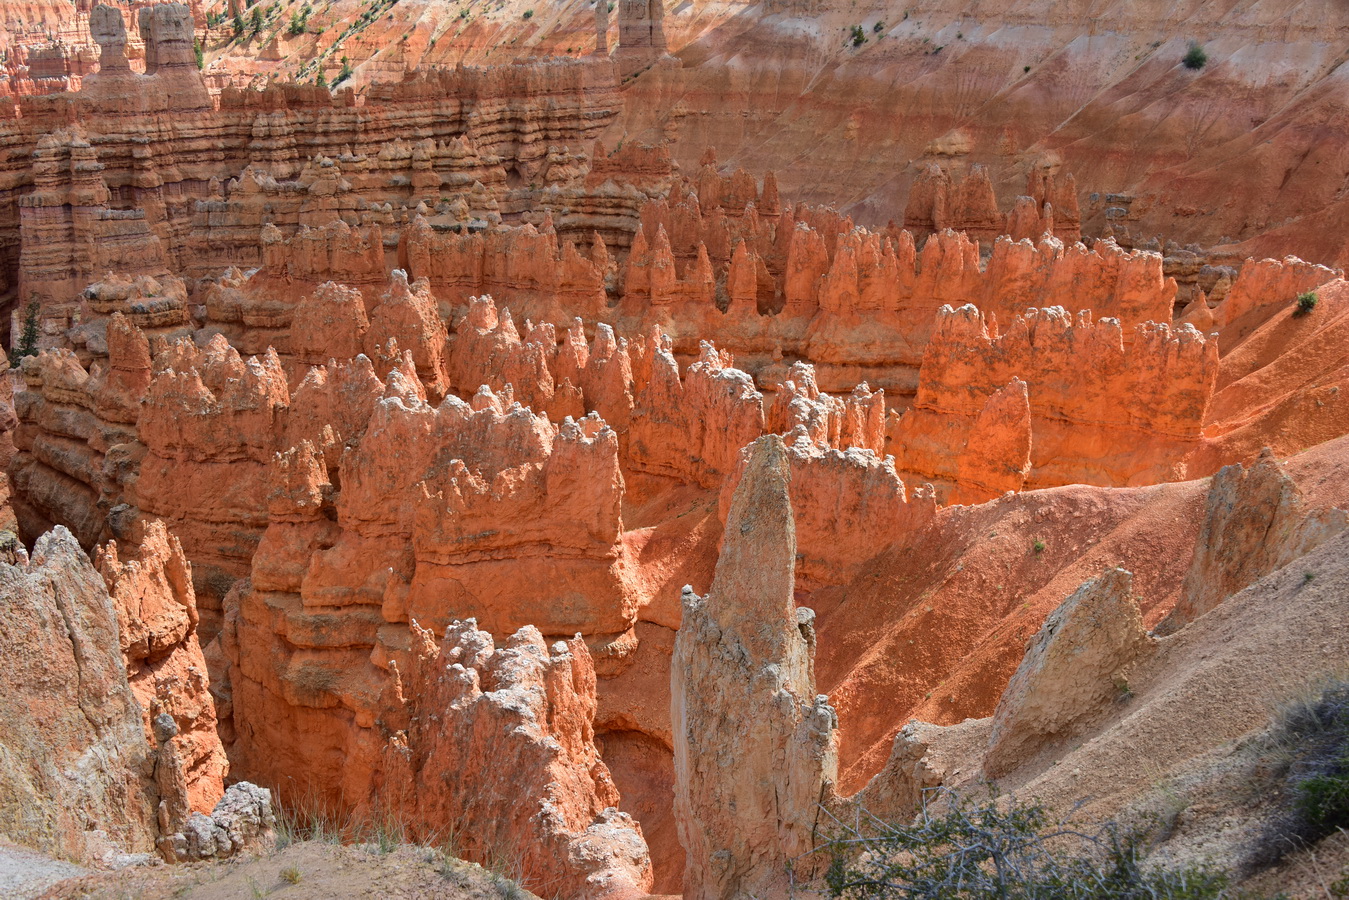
top-left (522, 8), bottom-right (533, 18)
top-left (1295, 291), bottom-right (1318, 316)
top-left (1183, 43), bottom-right (1208, 70)
top-left (850, 24), bottom-right (867, 47)
top-left (1268, 679), bottom-right (1349, 854)
top-left (873, 21), bottom-right (884, 33)
top-left (1033, 539), bottom-right (1046, 554)
top-left (817, 788), bottom-right (1233, 899)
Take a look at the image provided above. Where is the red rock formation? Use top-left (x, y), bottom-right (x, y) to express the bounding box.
top-left (614, 0), bottom-right (670, 80)
top-left (904, 164), bottom-right (1001, 243)
top-left (135, 337), bottom-right (288, 632)
top-left (291, 281), bottom-right (371, 368)
top-left (11, 345), bottom-right (123, 547)
top-left (226, 370), bottom-right (639, 791)
top-left (365, 270), bottom-right (451, 400)
top-left (401, 220), bottom-right (608, 327)
top-left (381, 620), bottom-right (653, 898)
top-left (95, 518), bottom-right (228, 817)
top-left (765, 362), bottom-right (884, 455)
top-left (892, 304), bottom-right (1218, 495)
top-left (18, 128), bottom-right (172, 317)
top-left (1211, 254), bottom-right (1338, 344)
top-left (628, 339), bottom-right (764, 488)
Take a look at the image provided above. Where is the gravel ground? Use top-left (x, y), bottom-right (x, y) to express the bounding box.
top-left (0, 841), bottom-right (86, 899)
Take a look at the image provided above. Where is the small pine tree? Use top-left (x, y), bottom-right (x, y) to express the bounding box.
top-left (250, 7), bottom-right (263, 34)
top-left (336, 55), bottom-right (353, 84)
top-left (233, 12), bottom-right (245, 35)
top-left (194, 37), bottom-right (204, 69)
top-left (316, 70), bottom-right (328, 89)
top-left (12, 301), bottom-right (40, 367)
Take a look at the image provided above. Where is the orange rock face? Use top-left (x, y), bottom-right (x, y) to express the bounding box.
top-left (892, 304), bottom-right (1220, 496)
top-left (95, 518), bottom-right (228, 817)
top-left (382, 621), bottom-right (653, 898)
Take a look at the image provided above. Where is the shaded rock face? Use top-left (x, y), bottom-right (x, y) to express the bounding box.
top-left (0, 526), bottom-right (158, 862)
top-left (673, 435), bottom-right (838, 900)
top-left (984, 568), bottom-right (1153, 779)
top-left (1160, 448), bottom-right (1349, 634)
top-left (382, 619), bottom-right (652, 899)
top-left (615, 0), bottom-right (669, 79)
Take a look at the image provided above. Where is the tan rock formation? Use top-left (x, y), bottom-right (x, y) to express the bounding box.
top-left (0, 525), bottom-right (158, 863)
top-left (673, 435), bottom-right (838, 899)
top-left (722, 433), bottom-right (935, 590)
top-left (984, 567), bottom-right (1153, 778)
top-left (1159, 448), bottom-right (1348, 634)
top-left (159, 780), bottom-right (277, 863)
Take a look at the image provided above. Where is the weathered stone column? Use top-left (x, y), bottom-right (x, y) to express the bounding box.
top-left (672, 435), bottom-right (838, 900)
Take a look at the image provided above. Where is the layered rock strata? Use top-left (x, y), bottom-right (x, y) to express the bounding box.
top-left (0, 0), bottom-right (622, 333)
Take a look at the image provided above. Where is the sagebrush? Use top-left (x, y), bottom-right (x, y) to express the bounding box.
top-left (813, 788), bottom-right (1236, 899)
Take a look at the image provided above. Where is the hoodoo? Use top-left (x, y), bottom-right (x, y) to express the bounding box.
top-left (2, 1), bottom-right (1349, 897)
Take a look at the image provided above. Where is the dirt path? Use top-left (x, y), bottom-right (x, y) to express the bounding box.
top-left (0, 841), bottom-right (86, 899)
